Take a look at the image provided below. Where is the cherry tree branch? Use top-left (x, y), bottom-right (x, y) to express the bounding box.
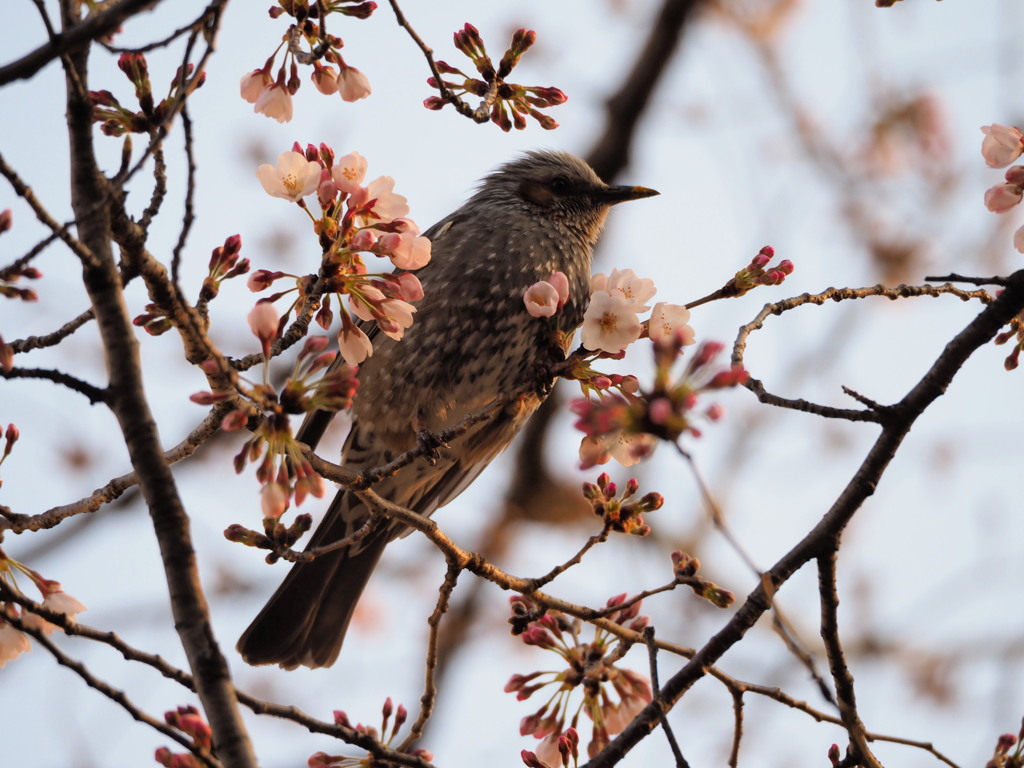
top-left (584, 272), bottom-right (1024, 766)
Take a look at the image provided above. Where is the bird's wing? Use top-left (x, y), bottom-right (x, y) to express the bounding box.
top-left (295, 211), bottom-right (462, 451)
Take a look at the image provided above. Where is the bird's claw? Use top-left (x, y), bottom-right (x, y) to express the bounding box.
top-left (416, 428), bottom-right (447, 465)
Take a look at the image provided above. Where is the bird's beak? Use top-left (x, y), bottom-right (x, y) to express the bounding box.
top-left (598, 185), bottom-right (660, 205)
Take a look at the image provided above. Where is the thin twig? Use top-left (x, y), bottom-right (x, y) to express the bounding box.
top-left (400, 562), bottom-right (461, 749)
top-left (643, 626), bottom-right (689, 768)
top-left (817, 551), bottom-right (881, 768)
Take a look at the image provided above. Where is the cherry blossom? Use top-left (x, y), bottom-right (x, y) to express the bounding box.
top-left (256, 151), bottom-right (321, 202)
top-left (984, 182), bottom-right (1023, 214)
top-left (338, 65), bottom-right (372, 102)
top-left (387, 232), bottom-right (432, 270)
top-left (253, 83), bottom-right (293, 123)
top-left (260, 483), bottom-right (289, 520)
top-left (331, 152), bottom-right (368, 194)
top-left (338, 325), bottom-right (374, 366)
top-left (311, 63), bottom-right (339, 96)
top-left (247, 301), bottom-right (280, 356)
top-left (22, 586), bottom-right (88, 634)
top-left (548, 271), bottom-right (570, 305)
top-left (377, 299), bottom-right (416, 341)
top-left (239, 69), bottom-right (270, 103)
top-left (591, 268), bottom-right (656, 311)
top-left (0, 618), bottom-right (31, 667)
top-left (581, 290), bottom-right (642, 353)
top-left (524, 281), bottom-right (560, 318)
top-left (1015, 225), bottom-right (1024, 255)
top-left (392, 272), bottom-right (424, 301)
top-left (981, 124), bottom-right (1024, 168)
top-left (648, 302), bottom-right (696, 346)
top-left (357, 176), bottom-right (410, 223)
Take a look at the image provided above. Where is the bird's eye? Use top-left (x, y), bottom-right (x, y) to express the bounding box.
top-left (548, 175), bottom-right (571, 194)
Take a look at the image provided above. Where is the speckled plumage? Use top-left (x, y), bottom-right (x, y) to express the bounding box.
top-left (237, 151), bottom-right (657, 669)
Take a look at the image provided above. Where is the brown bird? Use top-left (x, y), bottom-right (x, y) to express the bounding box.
top-left (237, 150), bottom-right (657, 668)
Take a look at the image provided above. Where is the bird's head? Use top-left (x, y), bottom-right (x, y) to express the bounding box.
top-left (473, 150), bottom-right (659, 243)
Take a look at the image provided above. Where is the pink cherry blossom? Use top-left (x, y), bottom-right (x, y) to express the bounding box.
top-left (578, 435), bottom-right (611, 469)
top-left (388, 232), bottom-right (432, 270)
top-left (256, 151), bottom-right (321, 202)
top-left (312, 64), bottom-right (339, 96)
top-left (349, 285), bottom-right (386, 322)
top-left (524, 281), bottom-right (560, 318)
top-left (332, 152), bottom-right (368, 194)
top-left (610, 432), bottom-right (657, 466)
top-left (247, 301), bottom-right (280, 356)
top-left (591, 269), bottom-right (656, 311)
top-left (260, 483), bottom-right (289, 519)
top-left (391, 272), bottom-right (424, 301)
top-left (549, 271), bottom-right (570, 305)
top-left (981, 124), bottom-right (1024, 168)
top-left (648, 302), bottom-right (696, 346)
top-left (362, 176), bottom-right (410, 222)
top-left (338, 325), bottom-right (374, 366)
top-left (239, 69), bottom-right (270, 103)
top-left (338, 65), bottom-right (372, 102)
top-left (253, 83), bottom-right (293, 123)
top-left (581, 290), bottom-right (642, 353)
top-left (350, 229), bottom-right (377, 252)
top-left (378, 299), bottom-right (416, 341)
top-left (0, 619), bottom-right (31, 667)
top-left (22, 587), bottom-right (88, 634)
top-left (984, 182), bottom-right (1023, 213)
top-left (535, 733), bottom-right (561, 768)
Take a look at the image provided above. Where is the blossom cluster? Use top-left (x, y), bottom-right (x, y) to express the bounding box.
top-left (423, 24), bottom-right (567, 131)
top-left (981, 124), bottom-right (1024, 253)
top-left (309, 698), bottom-right (433, 768)
top-left (582, 473), bottom-right (663, 536)
top-left (154, 706), bottom-right (212, 768)
top-left (580, 269), bottom-right (692, 355)
top-left (134, 234), bottom-right (251, 336)
top-left (0, 548), bottom-right (87, 668)
top-left (90, 53), bottom-right (205, 136)
top-left (723, 245), bottom-right (794, 298)
top-left (507, 594), bottom-right (653, 763)
top-left (572, 338), bottom-right (747, 469)
top-left (249, 146), bottom-right (431, 367)
top-left (193, 330), bottom-right (358, 533)
top-left (239, 0), bottom-right (375, 123)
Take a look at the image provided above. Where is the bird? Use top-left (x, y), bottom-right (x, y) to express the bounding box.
top-left (237, 150), bottom-right (658, 669)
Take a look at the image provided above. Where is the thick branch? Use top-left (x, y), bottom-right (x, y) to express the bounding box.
top-left (58, 14), bottom-right (255, 767)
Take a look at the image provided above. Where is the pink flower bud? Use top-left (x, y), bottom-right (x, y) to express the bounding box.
top-left (260, 483), bottom-right (288, 520)
top-left (248, 301), bottom-right (280, 356)
top-left (0, 209), bottom-right (11, 233)
top-left (349, 229), bottom-right (376, 252)
top-left (985, 182), bottom-right (1023, 213)
top-left (1006, 165), bottom-right (1024, 186)
top-left (311, 63), bottom-right (339, 95)
top-left (981, 124), bottom-right (1024, 168)
top-left (548, 271), bottom-right (570, 306)
top-left (392, 273), bottom-right (424, 302)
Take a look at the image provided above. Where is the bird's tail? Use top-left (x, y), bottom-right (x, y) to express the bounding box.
top-left (236, 491), bottom-right (389, 669)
